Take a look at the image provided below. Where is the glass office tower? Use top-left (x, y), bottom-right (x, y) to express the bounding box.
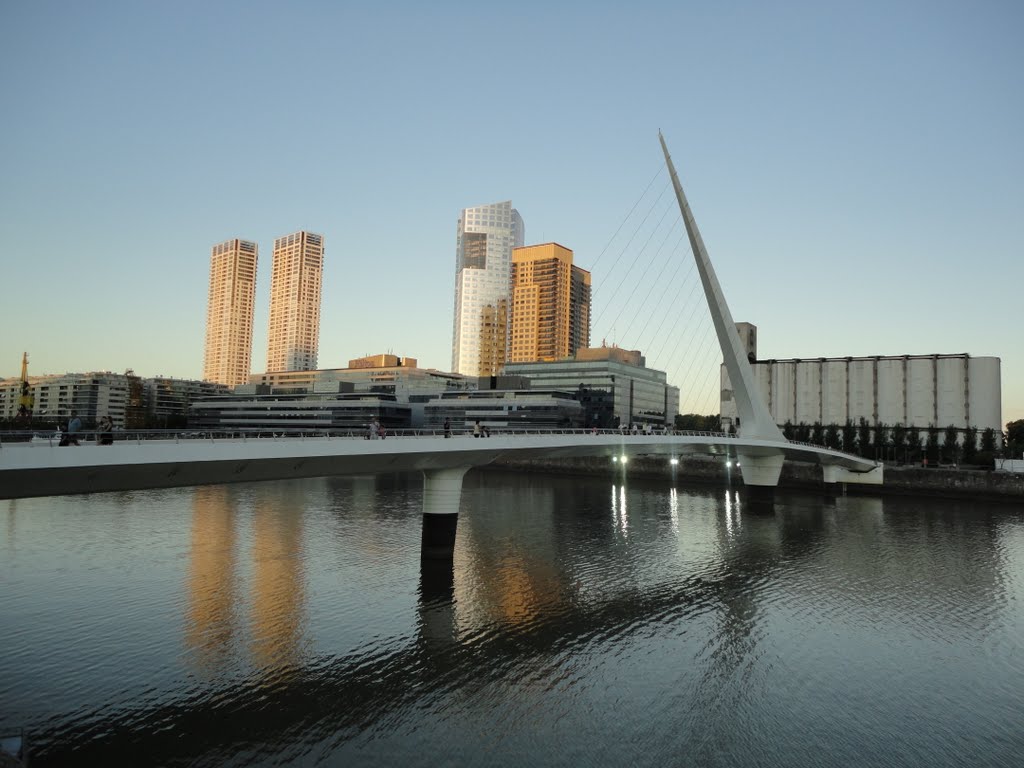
top-left (451, 201), bottom-right (524, 377)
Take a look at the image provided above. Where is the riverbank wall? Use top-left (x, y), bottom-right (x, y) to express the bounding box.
top-left (491, 455), bottom-right (1024, 502)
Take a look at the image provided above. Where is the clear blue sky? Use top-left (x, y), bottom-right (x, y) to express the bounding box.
top-left (2, 1), bottom-right (1021, 423)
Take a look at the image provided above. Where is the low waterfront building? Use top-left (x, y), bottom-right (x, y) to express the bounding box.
top-left (248, 359), bottom-right (470, 400)
top-left (503, 345), bottom-right (680, 428)
top-left (0, 371), bottom-right (144, 428)
top-left (719, 324), bottom-right (1003, 437)
top-left (1, 371), bottom-right (229, 429)
top-left (243, 356), bottom-right (474, 426)
top-left (145, 377), bottom-right (230, 426)
top-left (424, 388), bottom-right (584, 430)
top-left (189, 392), bottom-right (412, 431)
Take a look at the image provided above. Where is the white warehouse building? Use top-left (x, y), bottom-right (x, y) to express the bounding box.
top-left (720, 324), bottom-right (1002, 434)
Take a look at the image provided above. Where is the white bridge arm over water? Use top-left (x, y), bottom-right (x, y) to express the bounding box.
top-left (0, 430), bottom-right (880, 501)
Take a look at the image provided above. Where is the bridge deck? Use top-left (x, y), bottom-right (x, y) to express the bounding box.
top-left (0, 429), bottom-right (877, 500)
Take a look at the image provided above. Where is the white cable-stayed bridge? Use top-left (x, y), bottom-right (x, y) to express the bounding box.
top-left (0, 134), bottom-right (882, 557)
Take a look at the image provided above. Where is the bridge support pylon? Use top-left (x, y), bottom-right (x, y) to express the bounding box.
top-left (421, 467), bottom-right (470, 560)
top-left (822, 464), bottom-right (842, 504)
top-left (737, 452), bottom-right (784, 509)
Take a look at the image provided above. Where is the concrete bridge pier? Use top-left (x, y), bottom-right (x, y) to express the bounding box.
top-left (822, 464), bottom-right (842, 504)
top-left (418, 559), bottom-right (457, 652)
top-left (737, 452), bottom-right (784, 509)
top-left (421, 467), bottom-right (470, 560)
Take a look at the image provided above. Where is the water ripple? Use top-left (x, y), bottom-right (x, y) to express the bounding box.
top-left (3, 476), bottom-right (1023, 766)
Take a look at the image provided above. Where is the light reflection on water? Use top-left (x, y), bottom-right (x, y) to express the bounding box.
top-left (1, 470), bottom-right (1023, 767)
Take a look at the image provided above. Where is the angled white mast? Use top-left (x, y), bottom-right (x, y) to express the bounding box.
top-left (659, 132), bottom-right (783, 442)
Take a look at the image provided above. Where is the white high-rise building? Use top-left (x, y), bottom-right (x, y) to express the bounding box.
top-left (451, 201), bottom-right (524, 377)
top-left (266, 231), bottom-right (324, 373)
top-left (203, 238), bottom-right (258, 387)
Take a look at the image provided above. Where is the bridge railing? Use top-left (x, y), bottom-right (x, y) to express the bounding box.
top-left (0, 427), bottom-right (740, 448)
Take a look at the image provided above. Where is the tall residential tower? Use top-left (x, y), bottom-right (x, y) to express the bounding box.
top-left (266, 231), bottom-right (324, 373)
top-left (451, 201), bottom-right (524, 377)
top-left (203, 238), bottom-right (258, 387)
top-left (510, 243), bottom-right (591, 363)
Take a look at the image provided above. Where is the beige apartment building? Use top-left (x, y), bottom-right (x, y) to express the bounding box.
top-left (266, 231), bottom-right (324, 373)
top-left (203, 238), bottom-right (258, 387)
top-left (510, 243), bottom-right (591, 363)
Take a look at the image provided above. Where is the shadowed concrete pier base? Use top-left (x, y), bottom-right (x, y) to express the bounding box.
top-left (743, 484), bottom-right (777, 509)
top-left (823, 482), bottom-right (840, 504)
top-left (738, 452), bottom-right (784, 510)
top-left (421, 467), bottom-right (469, 560)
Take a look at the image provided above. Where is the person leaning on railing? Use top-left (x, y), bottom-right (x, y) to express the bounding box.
top-left (98, 415), bottom-right (114, 445)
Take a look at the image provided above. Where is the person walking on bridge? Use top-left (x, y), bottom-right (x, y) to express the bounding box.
top-left (65, 410), bottom-right (82, 446)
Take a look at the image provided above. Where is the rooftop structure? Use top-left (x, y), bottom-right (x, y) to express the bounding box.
top-left (348, 354), bottom-right (418, 369)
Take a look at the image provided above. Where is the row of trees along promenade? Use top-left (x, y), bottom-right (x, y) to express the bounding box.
top-left (675, 414), bottom-right (1024, 469)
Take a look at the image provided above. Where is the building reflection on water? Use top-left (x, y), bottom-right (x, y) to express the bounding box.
top-left (451, 480), bottom-right (565, 635)
top-left (186, 486), bottom-right (239, 674)
top-left (250, 486), bottom-right (307, 670)
top-left (185, 483), bottom-right (307, 674)
top-left (183, 471), bottom-right (1013, 686)
top-left (11, 471), bottom-right (1019, 766)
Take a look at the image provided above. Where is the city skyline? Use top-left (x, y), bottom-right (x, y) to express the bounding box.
top-left (1, 3), bottom-right (1021, 422)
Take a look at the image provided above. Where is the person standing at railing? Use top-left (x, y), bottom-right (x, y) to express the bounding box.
top-left (98, 415), bottom-right (114, 445)
top-left (443, 417), bottom-right (451, 438)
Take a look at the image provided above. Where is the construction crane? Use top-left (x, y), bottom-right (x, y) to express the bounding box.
top-left (16, 352), bottom-right (33, 420)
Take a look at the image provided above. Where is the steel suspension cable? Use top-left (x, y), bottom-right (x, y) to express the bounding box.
top-left (587, 163), bottom-right (666, 276)
top-left (617, 228), bottom-right (686, 348)
top-left (593, 198), bottom-right (677, 334)
top-left (590, 180), bottom-right (671, 334)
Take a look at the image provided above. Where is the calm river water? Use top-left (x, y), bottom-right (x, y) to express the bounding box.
top-left (2, 470), bottom-right (1023, 767)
